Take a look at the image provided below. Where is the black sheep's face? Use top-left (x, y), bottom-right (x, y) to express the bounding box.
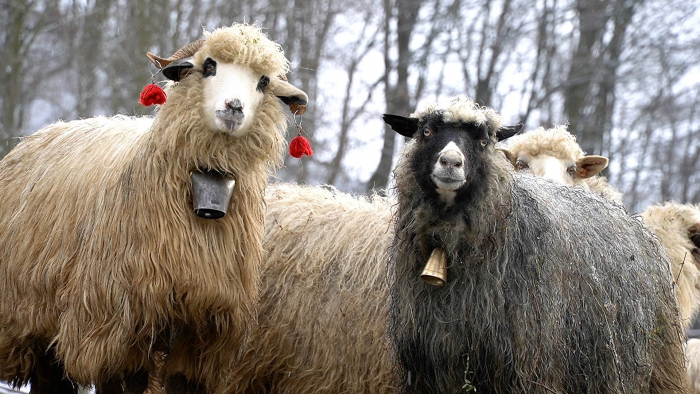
top-left (385, 113), bottom-right (521, 206)
top-left (421, 119), bottom-right (490, 205)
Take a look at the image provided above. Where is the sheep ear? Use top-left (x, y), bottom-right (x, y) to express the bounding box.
top-left (162, 58), bottom-right (195, 81)
top-left (496, 124), bottom-right (523, 141)
top-left (499, 148), bottom-right (517, 165)
top-left (383, 114), bottom-right (419, 138)
top-left (270, 79), bottom-right (309, 115)
top-left (576, 155), bottom-right (608, 179)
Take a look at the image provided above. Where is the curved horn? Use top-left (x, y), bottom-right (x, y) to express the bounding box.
top-left (146, 39), bottom-right (206, 69)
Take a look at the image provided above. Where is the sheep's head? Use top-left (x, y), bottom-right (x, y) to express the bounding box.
top-left (147, 24), bottom-right (308, 137)
top-left (500, 125), bottom-right (608, 187)
top-left (385, 97), bottom-right (521, 206)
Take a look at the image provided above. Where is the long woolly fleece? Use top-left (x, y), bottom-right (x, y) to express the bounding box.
top-left (503, 125), bottom-right (623, 204)
top-left (225, 183), bottom-right (397, 393)
top-left (388, 103), bottom-right (689, 393)
top-left (686, 339), bottom-right (700, 393)
top-left (0, 23), bottom-right (289, 391)
top-left (641, 202), bottom-right (700, 329)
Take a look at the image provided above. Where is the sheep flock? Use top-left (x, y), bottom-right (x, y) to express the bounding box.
top-left (0, 20), bottom-right (697, 394)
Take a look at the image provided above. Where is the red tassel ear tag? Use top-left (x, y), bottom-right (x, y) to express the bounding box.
top-left (290, 111), bottom-right (312, 158)
top-left (290, 134), bottom-right (313, 158)
top-left (139, 83), bottom-right (166, 106)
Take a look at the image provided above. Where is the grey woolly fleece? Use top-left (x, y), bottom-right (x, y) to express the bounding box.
top-left (388, 140), bottom-right (689, 393)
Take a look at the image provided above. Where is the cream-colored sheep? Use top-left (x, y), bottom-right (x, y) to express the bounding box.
top-left (500, 125), bottom-right (623, 204)
top-left (0, 23), bottom-right (307, 394)
top-left (643, 203), bottom-right (700, 394)
top-left (686, 339), bottom-right (700, 393)
top-left (641, 202), bottom-right (700, 330)
top-left (225, 183), bottom-right (397, 393)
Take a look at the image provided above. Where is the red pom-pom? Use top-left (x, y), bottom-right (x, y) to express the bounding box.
top-left (139, 83), bottom-right (166, 106)
top-left (290, 135), bottom-right (313, 158)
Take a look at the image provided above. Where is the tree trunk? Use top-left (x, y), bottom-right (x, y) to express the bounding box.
top-left (0, 0), bottom-right (28, 158)
top-left (366, 0), bottom-right (423, 191)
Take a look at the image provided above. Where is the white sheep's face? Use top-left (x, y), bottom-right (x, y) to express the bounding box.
top-left (515, 153), bottom-right (580, 186)
top-left (200, 58), bottom-right (270, 136)
top-left (505, 151), bottom-right (608, 187)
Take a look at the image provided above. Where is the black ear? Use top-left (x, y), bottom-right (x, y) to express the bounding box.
top-left (496, 123), bottom-right (524, 142)
top-left (162, 58), bottom-right (195, 81)
top-left (383, 114), bottom-right (420, 138)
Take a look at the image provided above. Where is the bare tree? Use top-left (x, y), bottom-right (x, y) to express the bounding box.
top-left (325, 14), bottom-right (382, 185)
top-left (565, 0), bottom-right (643, 158)
top-left (0, 0), bottom-right (64, 157)
top-left (365, 0), bottom-right (424, 191)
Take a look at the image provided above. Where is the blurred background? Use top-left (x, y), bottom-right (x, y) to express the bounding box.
top-left (1, 0), bottom-right (699, 212)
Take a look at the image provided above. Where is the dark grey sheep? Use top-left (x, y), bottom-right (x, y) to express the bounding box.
top-left (384, 96), bottom-right (689, 393)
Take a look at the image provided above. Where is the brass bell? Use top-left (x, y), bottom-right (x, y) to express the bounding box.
top-left (420, 248), bottom-right (447, 286)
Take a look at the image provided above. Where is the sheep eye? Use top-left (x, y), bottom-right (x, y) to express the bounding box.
top-left (203, 58), bottom-right (217, 78)
top-left (257, 75), bottom-right (270, 92)
top-left (567, 165), bottom-right (576, 176)
top-left (515, 160), bottom-right (529, 171)
top-left (423, 126), bottom-right (433, 137)
top-left (480, 138), bottom-right (489, 147)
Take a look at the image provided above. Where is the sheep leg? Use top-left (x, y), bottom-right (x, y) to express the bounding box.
top-left (29, 348), bottom-right (77, 394)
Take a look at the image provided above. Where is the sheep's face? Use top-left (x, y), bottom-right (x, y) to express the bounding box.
top-left (152, 26), bottom-right (309, 137)
top-left (385, 113), bottom-right (519, 206)
top-left (196, 58), bottom-right (270, 136)
top-left (502, 150), bottom-right (608, 187)
top-left (499, 126), bottom-right (608, 188)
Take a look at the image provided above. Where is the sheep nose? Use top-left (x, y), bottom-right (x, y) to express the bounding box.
top-left (439, 151), bottom-right (463, 169)
top-left (225, 99), bottom-right (243, 111)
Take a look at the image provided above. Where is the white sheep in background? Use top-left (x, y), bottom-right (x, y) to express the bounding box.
top-left (643, 203), bottom-right (700, 393)
top-left (500, 124), bottom-right (700, 392)
top-left (687, 339), bottom-right (700, 393)
top-left (500, 124), bottom-right (624, 204)
top-left (0, 23), bottom-right (307, 394)
top-left (641, 203), bottom-right (700, 330)
top-left (500, 125), bottom-right (700, 327)
top-left (225, 183), bottom-right (397, 393)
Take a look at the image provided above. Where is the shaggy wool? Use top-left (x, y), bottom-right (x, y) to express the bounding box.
top-left (224, 183), bottom-right (397, 393)
top-left (502, 125), bottom-right (624, 204)
top-left (388, 98), bottom-right (689, 393)
top-left (641, 202), bottom-right (700, 330)
top-left (0, 23), bottom-right (297, 393)
top-left (686, 338), bottom-right (700, 393)
top-left (501, 126), bottom-right (700, 330)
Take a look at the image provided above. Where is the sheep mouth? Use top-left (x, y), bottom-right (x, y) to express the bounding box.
top-left (215, 109), bottom-right (244, 130)
top-left (431, 175), bottom-right (466, 191)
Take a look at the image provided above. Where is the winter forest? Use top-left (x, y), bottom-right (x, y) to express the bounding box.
top-left (1, 0), bottom-right (699, 213)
